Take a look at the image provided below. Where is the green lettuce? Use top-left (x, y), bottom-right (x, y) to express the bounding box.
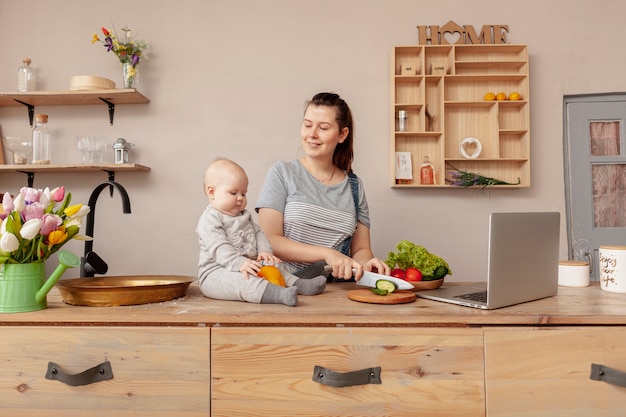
top-left (385, 240), bottom-right (452, 279)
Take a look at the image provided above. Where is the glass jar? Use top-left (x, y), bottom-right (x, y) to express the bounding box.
top-left (17, 58), bottom-right (36, 92)
top-left (32, 114), bottom-right (50, 164)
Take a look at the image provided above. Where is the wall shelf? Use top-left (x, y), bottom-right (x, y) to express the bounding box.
top-left (390, 44), bottom-right (530, 188)
top-left (0, 163), bottom-right (150, 187)
top-left (0, 89), bottom-right (150, 125)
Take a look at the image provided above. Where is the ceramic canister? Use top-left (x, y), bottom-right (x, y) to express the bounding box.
top-left (599, 245), bottom-right (626, 293)
top-left (558, 260), bottom-right (589, 287)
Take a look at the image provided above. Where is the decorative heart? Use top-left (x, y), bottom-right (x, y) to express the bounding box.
top-left (459, 137), bottom-right (482, 159)
top-left (443, 31), bottom-right (462, 45)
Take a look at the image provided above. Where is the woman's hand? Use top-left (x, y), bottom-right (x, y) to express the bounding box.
top-left (362, 257), bottom-right (391, 275)
top-left (257, 251), bottom-right (282, 266)
top-left (324, 251), bottom-right (362, 280)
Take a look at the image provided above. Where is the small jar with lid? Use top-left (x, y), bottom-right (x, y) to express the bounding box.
top-left (32, 114), bottom-right (50, 164)
top-left (17, 58), bottom-right (36, 92)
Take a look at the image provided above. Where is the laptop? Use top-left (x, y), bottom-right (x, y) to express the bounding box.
top-left (416, 212), bottom-right (560, 310)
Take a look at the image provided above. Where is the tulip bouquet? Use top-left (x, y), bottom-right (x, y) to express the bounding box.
top-left (92, 25), bottom-right (148, 87)
top-left (0, 187), bottom-right (90, 264)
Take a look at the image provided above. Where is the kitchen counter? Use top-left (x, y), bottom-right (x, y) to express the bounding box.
top-left (3, 282), bottom-right (626, 416)
top-left (1, 281), bottom-right (625, 326)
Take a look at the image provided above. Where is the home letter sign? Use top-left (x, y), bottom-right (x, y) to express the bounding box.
top-left (417, 20), bottom-right (509, 45)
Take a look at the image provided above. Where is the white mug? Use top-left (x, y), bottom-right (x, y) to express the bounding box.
top-left (558, 260), bottom-right (589, 287)
top-left (599, 245), bottom-right (626, 293)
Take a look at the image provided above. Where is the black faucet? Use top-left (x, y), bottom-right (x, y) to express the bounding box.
top-left (80, 181), bottom-right (132, 277)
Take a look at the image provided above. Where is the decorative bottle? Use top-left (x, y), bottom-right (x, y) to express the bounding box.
top-left (420, 156), bottom-right (435, 185)
top-left (32, 114), bottom-right (50, 164)
top-left (398, 110), bottom-right (408, 132)
top-left (17, 58), bottom-right (36, 92)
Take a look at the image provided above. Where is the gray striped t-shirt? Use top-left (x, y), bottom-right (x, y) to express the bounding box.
top-left (255, 160), bottom-right (371, 272)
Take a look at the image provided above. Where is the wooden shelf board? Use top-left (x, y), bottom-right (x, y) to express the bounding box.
top-left (0, 163), bottom-right (150, 174)
top-left (0, 89), bottom-right (150, 107)
top-left (445, 158), bottom-right (528, 163)
top-left (394, 131), bottom-right (443, 137)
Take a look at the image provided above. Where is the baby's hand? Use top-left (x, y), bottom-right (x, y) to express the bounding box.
top-left (240, 258), bottom-right (262, 279)
top-left (258, 252), bottom-right (282, 266)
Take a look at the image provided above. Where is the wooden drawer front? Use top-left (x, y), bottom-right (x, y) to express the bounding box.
top-left (212, 327), bottom-right (485, 417)
top-left (0, 326), bottom-right (210, 417)
top-left (485, 327), bottom-right (626, 417)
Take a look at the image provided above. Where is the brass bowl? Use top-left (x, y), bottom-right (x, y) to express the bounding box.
top-left (408, 278), bottom-right (444, 291)
top-left (56, 275), bottom-right (195, 307)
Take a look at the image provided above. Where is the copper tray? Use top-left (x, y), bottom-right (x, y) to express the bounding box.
top-left (56, 275), bottom-right (195, 307)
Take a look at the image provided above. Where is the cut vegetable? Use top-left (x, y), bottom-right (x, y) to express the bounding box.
top-left (369, 288), bottom-right (389, 296)
top-left (375, 279), bottom-right (397, 294)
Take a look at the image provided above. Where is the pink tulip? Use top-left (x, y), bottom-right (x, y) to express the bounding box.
top-left (21, 187), bottom-right (41, 204)
top-left (40, 214), bottom-right (62, 236)
top-left (21, 202), bottom-right (44, 222)
top-left (51, 186), bottom-right (65, 202)
top-left (2, 192), bottom-right (14, 217)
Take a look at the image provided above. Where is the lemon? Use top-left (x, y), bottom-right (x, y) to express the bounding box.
top-left (484, 92), bottom-right (496, 101)
top-left (258, 265), bottom-right (286, 287)
top-left (508, 91), bottom-right (522, 100)
top-left (495, 92), bottom-right (507, 101)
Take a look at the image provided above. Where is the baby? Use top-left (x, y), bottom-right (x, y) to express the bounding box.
top-left (196, 158), bottom-right (326, 306)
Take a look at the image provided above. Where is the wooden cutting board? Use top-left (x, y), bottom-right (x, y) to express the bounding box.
top-left (347, 289), bottom-right (416, 304)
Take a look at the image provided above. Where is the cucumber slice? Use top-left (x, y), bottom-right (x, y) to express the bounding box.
top-left (369, 288), bottom-right (389, 296)
top-left (375, 279), bottom-right (397, 294)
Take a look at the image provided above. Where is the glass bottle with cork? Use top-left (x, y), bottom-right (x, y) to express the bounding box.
top-left (32, 114), bottom-right (50, 164)
top-left (17, 58), bottom-right (36, 92)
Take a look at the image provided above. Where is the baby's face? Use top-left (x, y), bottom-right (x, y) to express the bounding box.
top-left (210, 171), bottom-right (248, 217)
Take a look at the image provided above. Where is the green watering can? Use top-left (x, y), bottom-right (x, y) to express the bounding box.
top-left (0, 251), bottom-right (80, 313)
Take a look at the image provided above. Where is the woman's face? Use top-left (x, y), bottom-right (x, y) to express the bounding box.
top-left (300, 105), bottom-right (348, 159)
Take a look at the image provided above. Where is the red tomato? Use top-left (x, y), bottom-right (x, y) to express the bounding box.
top-left (404, 267), bottom-right (423, 282)
top-left (390, 268), bottom-right (406, 279)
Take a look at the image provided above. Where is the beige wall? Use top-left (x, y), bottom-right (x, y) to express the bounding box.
top-left (2, 0), bottom-right (625, 281)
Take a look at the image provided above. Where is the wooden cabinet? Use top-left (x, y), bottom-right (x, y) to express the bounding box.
top-left (390, 44), bottom-right (530, 187)
top-left (212, 327), bottom-right (485, 416)
top-left (2, 283), bottom-right (626, 416)
top-left (0, 326), bottom-right (210, 416)
top-left (485, 327), bottom-right (626, 416)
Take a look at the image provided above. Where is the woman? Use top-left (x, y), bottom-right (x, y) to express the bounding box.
top-left (256, 92), bottom-right (390, 281)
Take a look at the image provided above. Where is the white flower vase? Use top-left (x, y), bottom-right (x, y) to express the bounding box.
top-left (122, 62), bottom-right (139, 89)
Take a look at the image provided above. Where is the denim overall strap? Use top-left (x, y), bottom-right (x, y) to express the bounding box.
top-left (337, 172), bottom-right (359, 256)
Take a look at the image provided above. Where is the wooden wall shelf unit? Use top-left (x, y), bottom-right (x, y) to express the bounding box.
top-left (0, 163), bottom-right (150, 187)
top-left (0, 89), bottom-right (150, 125)
top-left (391, 44), bottom-right (530, 188)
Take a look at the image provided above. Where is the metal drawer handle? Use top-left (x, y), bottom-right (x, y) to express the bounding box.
top-left (312, 365), bottom-right (381, 387)
top-left (590, 363), bottom-right (626, 388)
top-left (45, 361), bottom-right (113, 386)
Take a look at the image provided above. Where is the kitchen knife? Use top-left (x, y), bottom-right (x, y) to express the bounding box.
top-left (323, 266), bottom-right (413, 290)
top-left (357, 270), bottom-right (414, 290)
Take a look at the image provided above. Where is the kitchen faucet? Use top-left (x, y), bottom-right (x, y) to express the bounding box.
top-left (80, 180), bottom-right (131, 277)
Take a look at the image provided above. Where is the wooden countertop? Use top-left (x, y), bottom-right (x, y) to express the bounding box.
top-left (1, 282), bottom-right (626, 327)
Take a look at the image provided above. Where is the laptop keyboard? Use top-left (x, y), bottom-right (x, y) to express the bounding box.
top-left (456, 291), bottom-right (488, 303)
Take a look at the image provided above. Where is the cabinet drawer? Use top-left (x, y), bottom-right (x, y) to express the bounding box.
top-left (212, 327), bottom-right (485, 416)
top-left (0, 326), bottom-right (210, 417)
top-left (485, 327), bottom-right (626, 416)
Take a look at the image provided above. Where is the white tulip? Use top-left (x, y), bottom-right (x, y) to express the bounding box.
top-left (0, 232), bottom-right (19, 252)
top-left (20, 218), bottom-right (42, 240)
